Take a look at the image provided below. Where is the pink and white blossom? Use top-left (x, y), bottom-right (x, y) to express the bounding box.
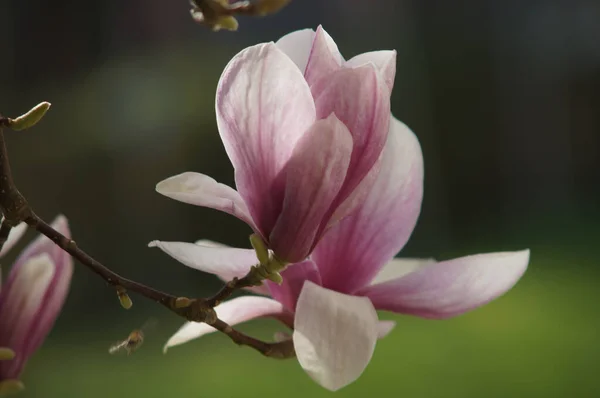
top-left (152, 27), bottom-right (529, 391)
top-left (155, 25), bottom-right (392, 263)
top-left (0, 216), bottom-right (73, 384)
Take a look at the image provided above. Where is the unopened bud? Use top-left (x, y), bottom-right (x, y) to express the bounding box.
top-left (8, 102), bottom-right (51, 131)
top-left (116, 286), bottom-right (133, 309)
top-left (175, 297), bottom-right (192, 308)
top-left (249, 234), bottom-right (269, 265)
top-left (255, 0), bottom-right (290, 15)
top-left (213, 16), bottom-right (238, 31)
top-left (0, 347), bottom-right (15, 361)
top-left (0, 379), bottom-right (24, 396)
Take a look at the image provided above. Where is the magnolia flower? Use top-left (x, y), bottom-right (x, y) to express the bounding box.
top-left (155, 26), bottom-right (392, 263)
top-left (151, 28), bottom-right (529, 391)
top-left (0, 216), bottom-right (73, 393)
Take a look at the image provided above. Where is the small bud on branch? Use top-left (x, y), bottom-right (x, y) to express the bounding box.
top-left (5, 102), bottom-right (51, 132)
top-left (189, 0), bottom-right (290, 31)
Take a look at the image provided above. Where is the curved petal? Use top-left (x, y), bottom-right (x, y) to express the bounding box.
top-left (0, 223), bottom-right (27, 259)
top-left (149, 240), bottom-right (268, 295)
top-left (267, 260), bottom-right (321, 311)
top-left (163, 296), bottom-right (288, 352)
top-left (275, 28), bottom-right (315, 73)
top-left (304, 26), bottom-right (343, 86)
top-left (155, 172), bottom-right (256, 230)
top-left (148, 240), bottom-right (251, 277)
top-left (345, 50), bottom-right (397, 93)
top-left (269, 114), bottom-right (352, 262)
top-left (358, 250), bottom-right (530, 319)
top-left (293, 282), bottom-right (378, 391)
top-left (311, 64), bottom-right (390, 232)
top-left (216, 42), bottom-right (316, 236)
top-left (370, 258), bottom-right (436, 285)
top-left (313, 117), bottom-right (424, 294)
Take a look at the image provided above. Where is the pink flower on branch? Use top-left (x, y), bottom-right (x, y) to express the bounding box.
top-left (0, 216), bottom-right (73, 389)
top-left (152, 27), bottom-right (529, 391)
top-left (156, 26), bottom-right (392, 263)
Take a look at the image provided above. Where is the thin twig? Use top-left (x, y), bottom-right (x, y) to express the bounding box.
top-left (211, 318), bottom-right (295, 359)
top-left (0, 121), bottom-right (293, 359)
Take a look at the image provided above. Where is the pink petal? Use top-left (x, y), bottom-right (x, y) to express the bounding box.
top-left (2, 216), bottom-right (73, 379)
top-left (0, 223), bottom-right (27, 259)
top-left (313, 117), bottom-right (424, 293)
top-left (267, 260), bottom-right (321, 311)
top-left (358, 250), bottom-right (530, 319)
top-left (311, 64), bottom-right (390, 234)
top-left (304, 26), bottom-right (343, 86)
top-left (216, 42), bottom-right (316, 237)
top-left (268, 114), bottom-right (353, 262)
top-left (370, 258), bottom-right (436, 285)
top-left (275, 28), bottom-right (316, 73)
top-left (0, 255), bottom-right (55, 379)
top-left (163, 296), bottom-right (289, 352)
top-left (345, 50), bottom-right (397, 92)
top-left (155, 172), bottom-right (256, 231)
top-left (293, 281), bottom-right (379, 391)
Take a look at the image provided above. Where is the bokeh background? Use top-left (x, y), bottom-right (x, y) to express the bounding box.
top-left (1, 1), bottom-right (599, 397)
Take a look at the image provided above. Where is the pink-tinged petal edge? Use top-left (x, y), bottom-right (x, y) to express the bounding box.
top-left (345, 50), bottom-right (397, 93)
top-left (0, 223), bottom-right (27, 260)
top-left (155, 172), bottom-right (257, 231)
top-left (163, 296), bottom-right (290, 352)
top-left (293, 281), bottom-right (379, 391)
top-left (358, 250), bottom-right (530, 319)
top-left (148, 240), bottom-right (268, 295)
top-left (267, 260), bottom-right (321, 311)
top-left (269, 114), bottom-right (353, 262)
top-left (303, 26), bottom-right (343, 86)
top-left (313, 117), bottom-right (424, 293)
top-left (310, 64), bottom-right (391, 239)
top-left (216, 42), bottom-right (316, 237)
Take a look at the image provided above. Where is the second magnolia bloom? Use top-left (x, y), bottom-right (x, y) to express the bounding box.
top-left (0, 216), bottom-right (73, 389)
top-left (152, 27), bottom-right (529, 391)
top-left (156, 26), bottom-right (392, 263)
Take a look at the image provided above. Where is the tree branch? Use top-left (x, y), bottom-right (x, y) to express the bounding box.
top-left (0, 118), bottom-right (293, 359)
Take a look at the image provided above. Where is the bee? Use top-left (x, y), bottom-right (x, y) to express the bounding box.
top-left (108, 318), bottom-right (157, 356)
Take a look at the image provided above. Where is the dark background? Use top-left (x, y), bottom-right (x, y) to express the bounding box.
top-left (0, 1), bottom-right (598, 397)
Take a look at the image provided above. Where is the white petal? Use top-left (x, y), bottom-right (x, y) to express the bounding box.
top-left (163, 296), bottom-right (286, 352)
top-left (155, 172), bottom-right (256, 229)
top-left (148, 240), bottom-right (256, 280)
top-left (275, 28), bottom-right (316, 73)
top-left (293, 281), bottom-right (378, 391)
top-left (370, 258), bottom-right (436, 285)
top-left (0, 223), bottom-right (27, 259)
top-left (150, 240), bottom-right (269, 295)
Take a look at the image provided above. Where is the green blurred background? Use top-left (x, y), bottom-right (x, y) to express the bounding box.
top-left (1, 0), bottom-right (599, 397)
